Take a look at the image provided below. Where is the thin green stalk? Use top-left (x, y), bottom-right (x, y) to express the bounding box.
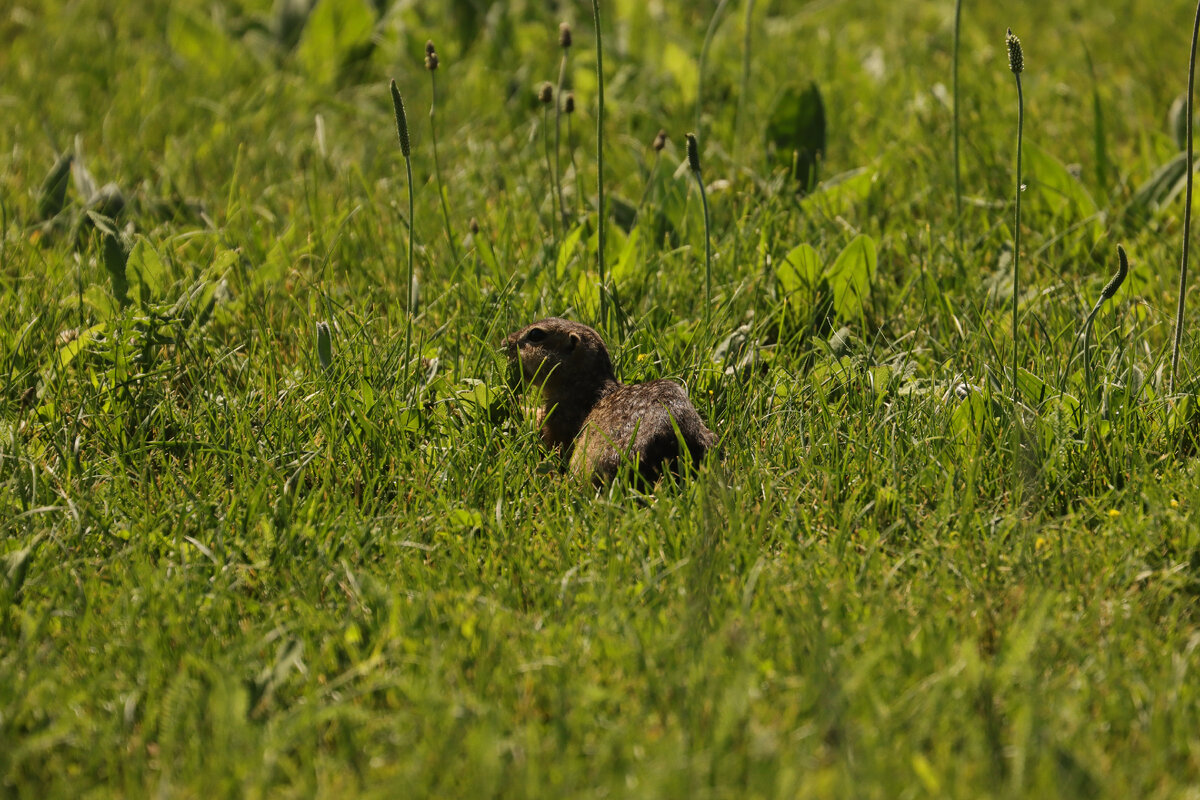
top-left (952, 0), bottom-right (963, 253)
top-left (555, 24), bottom-right (572, 225)
top-left (391, 80), bottom-right (416, 378)
top-left (566, 100), bottom-right (580, 219)
top-left (1066, 245), bottom-right (1129, 398)
top-left (1082, 41), bottom-right (1108, 195)
top-left (1007, 28), bottom-right (1024, 412)
top-left (635, 151), bottom-right (661, 223)
top-left (687, 133), bottom-right (713, 333)
top-left (1172, 1), bottom-right (1200, 393)
top-left (426, 44), bottom-right (459, 266)
top-left (591, 0), bottom-right (607, 324)
top-left (635, 130), bottom-right (667, 223)
top-left (540, 85), bottom-right (559, 243)
top-left (734, 0), bottom-right (755, 163)
top-left (696, 0), bottom-right (732, 142)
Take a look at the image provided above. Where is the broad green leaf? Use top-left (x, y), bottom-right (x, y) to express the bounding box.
top-left (448, 508), bottom-right (483, 531)
top-left (1128, 151), bottom-right (1188, 219)
top-left (261, 238), bottom-right (293, 288)
top-left (612, 226), bottom-right (642, 283)
top-left (126, 239), bottom-right (169, 304)
top-left (273, 0), bottom-right (315, 49)
top-left (556, 224), bottom-right (585, 280)
top-left (1024, 142), bottom-right (1098, 220)
top-left (775, 243), bottom-right (822, 313)
top-left (1015, 367), bottom-right (1051, 407)
top-left (869, 365), bottom-right (891, 397)
top-left (83, 285), bottom-right (118, 320)
top-left (103, 232), bottom-right (130, 307)
top-left (660, 40), bottom-right (699, 106)
top-left (56, 323), bottom-right (107, 372)
top-left (395, 409), bottom-right (420, 434)
top-left (476, 238), bottom-right (501, 282)
top-left (37, 153), bottom-right (73, 221)
top-left (825, 234), bottom-right (876, 321)
top-left (801, 166), bottom-right (874, 216)
top-left (3, 547), bottom-right (32, 601)
top-left (316, 322), bottom-right (332, 370)
top-left (951, 391), bottom-right (990, 449)
top-left (573, 270), bottom-right (600, 319)
top-left (296, 0), bottom-right (374, 86)
top-left (168, 9), bottom-right (241, 78)
top-left (766, 82), bottom-right (826, 188)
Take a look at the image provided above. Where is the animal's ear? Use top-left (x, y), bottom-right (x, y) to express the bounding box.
top-left (567, 332), bottom-right (580, 352)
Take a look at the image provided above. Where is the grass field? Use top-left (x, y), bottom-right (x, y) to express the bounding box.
top-left (5, 0), bottom-right (1200, 796)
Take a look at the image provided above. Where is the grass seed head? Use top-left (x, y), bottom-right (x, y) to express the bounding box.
top-left (539, 82), bottom-right (554, 105)
top-left (653, 129), bottom-right (667, 152)
top-left (564, 92), bottom-right (575, 113)
top-left (425, 40), bottom-right (439, 70)
top-left (1006, 28), bottom-right (1024, 74)
top-left (686, 132), bottom-right (701, 173)
top-left (559, 22), bottom-right (572, 49)
top-left (390, 79), bottom-right (411, 157)
top-left (1101, 244), bottom-right (1130, 301)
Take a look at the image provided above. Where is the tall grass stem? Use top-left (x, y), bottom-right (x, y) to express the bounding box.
top-left (734, 0), bottom-right (755, 163)
top-left (952, 0), bottom-right (963, 253)
top-left (391, 79), bottom-right (416, 377)
top-left (1065, 245), bottom-right (1129, 398)
top-left (1007, 28), bottom-right (1024, 413)
top-left (555, 27), bottom-right (571, 224)
top-left (696, 0), bottom-right (732, 142)
top-left (1171, 1), bottom-right (1200, 393)
top-left (687, 133), bottom-right (713, 333)
top-left (541, 92), bottom-right (559, 244)
top-left (567, 112), bottom-right (582, 218)
top-left (591, 0), bottom-right (607, 325)
top-left (429, 71), bottom-right (459, 265)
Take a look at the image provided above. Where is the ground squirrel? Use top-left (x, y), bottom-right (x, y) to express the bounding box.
top-left (503, 317), bottom-right (717, 484)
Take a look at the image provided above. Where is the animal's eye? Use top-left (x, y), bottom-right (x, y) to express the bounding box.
top-left (525, 327), bottom-right (547, 343)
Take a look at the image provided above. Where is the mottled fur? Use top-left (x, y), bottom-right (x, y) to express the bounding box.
top-left (503, 317), bottom-right (716, 484)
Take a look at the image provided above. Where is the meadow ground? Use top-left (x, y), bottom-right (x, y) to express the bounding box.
top-left (4, 0), bottom-right (1200, 796)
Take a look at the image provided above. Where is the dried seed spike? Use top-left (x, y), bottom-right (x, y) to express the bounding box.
top-left (539, 82), bottom-right (554, 105)
top-left (685, 132), bottom-right (701, 173)
top-left (564, 92), bottom-right (575, 114)
top-left (653, 129), bottom-right (667, 152)
top-left (1100, 244), bottom-right (1130, 301)
top-left (390, 79), bottom-right (411, 157)
top-left (559, 22), bottom-right (572, 49)
top-left (1006, 28), bottom-right (1024, 74)
top-left (425, 40), bottom-right (439, 70)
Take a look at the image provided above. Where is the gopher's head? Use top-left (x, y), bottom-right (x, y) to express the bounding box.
top-left (502, 317), bottom-right (614, 391)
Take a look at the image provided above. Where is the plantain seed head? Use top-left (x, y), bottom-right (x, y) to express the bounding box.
top-left (1100, 244), bottom-right (1130, 302)
top-left (390, 79), bottom-right (411, 157)
top-left (1006, 28), bottom-right (1024, 75)
top-left (686, 132), bottom-right (701, 173)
